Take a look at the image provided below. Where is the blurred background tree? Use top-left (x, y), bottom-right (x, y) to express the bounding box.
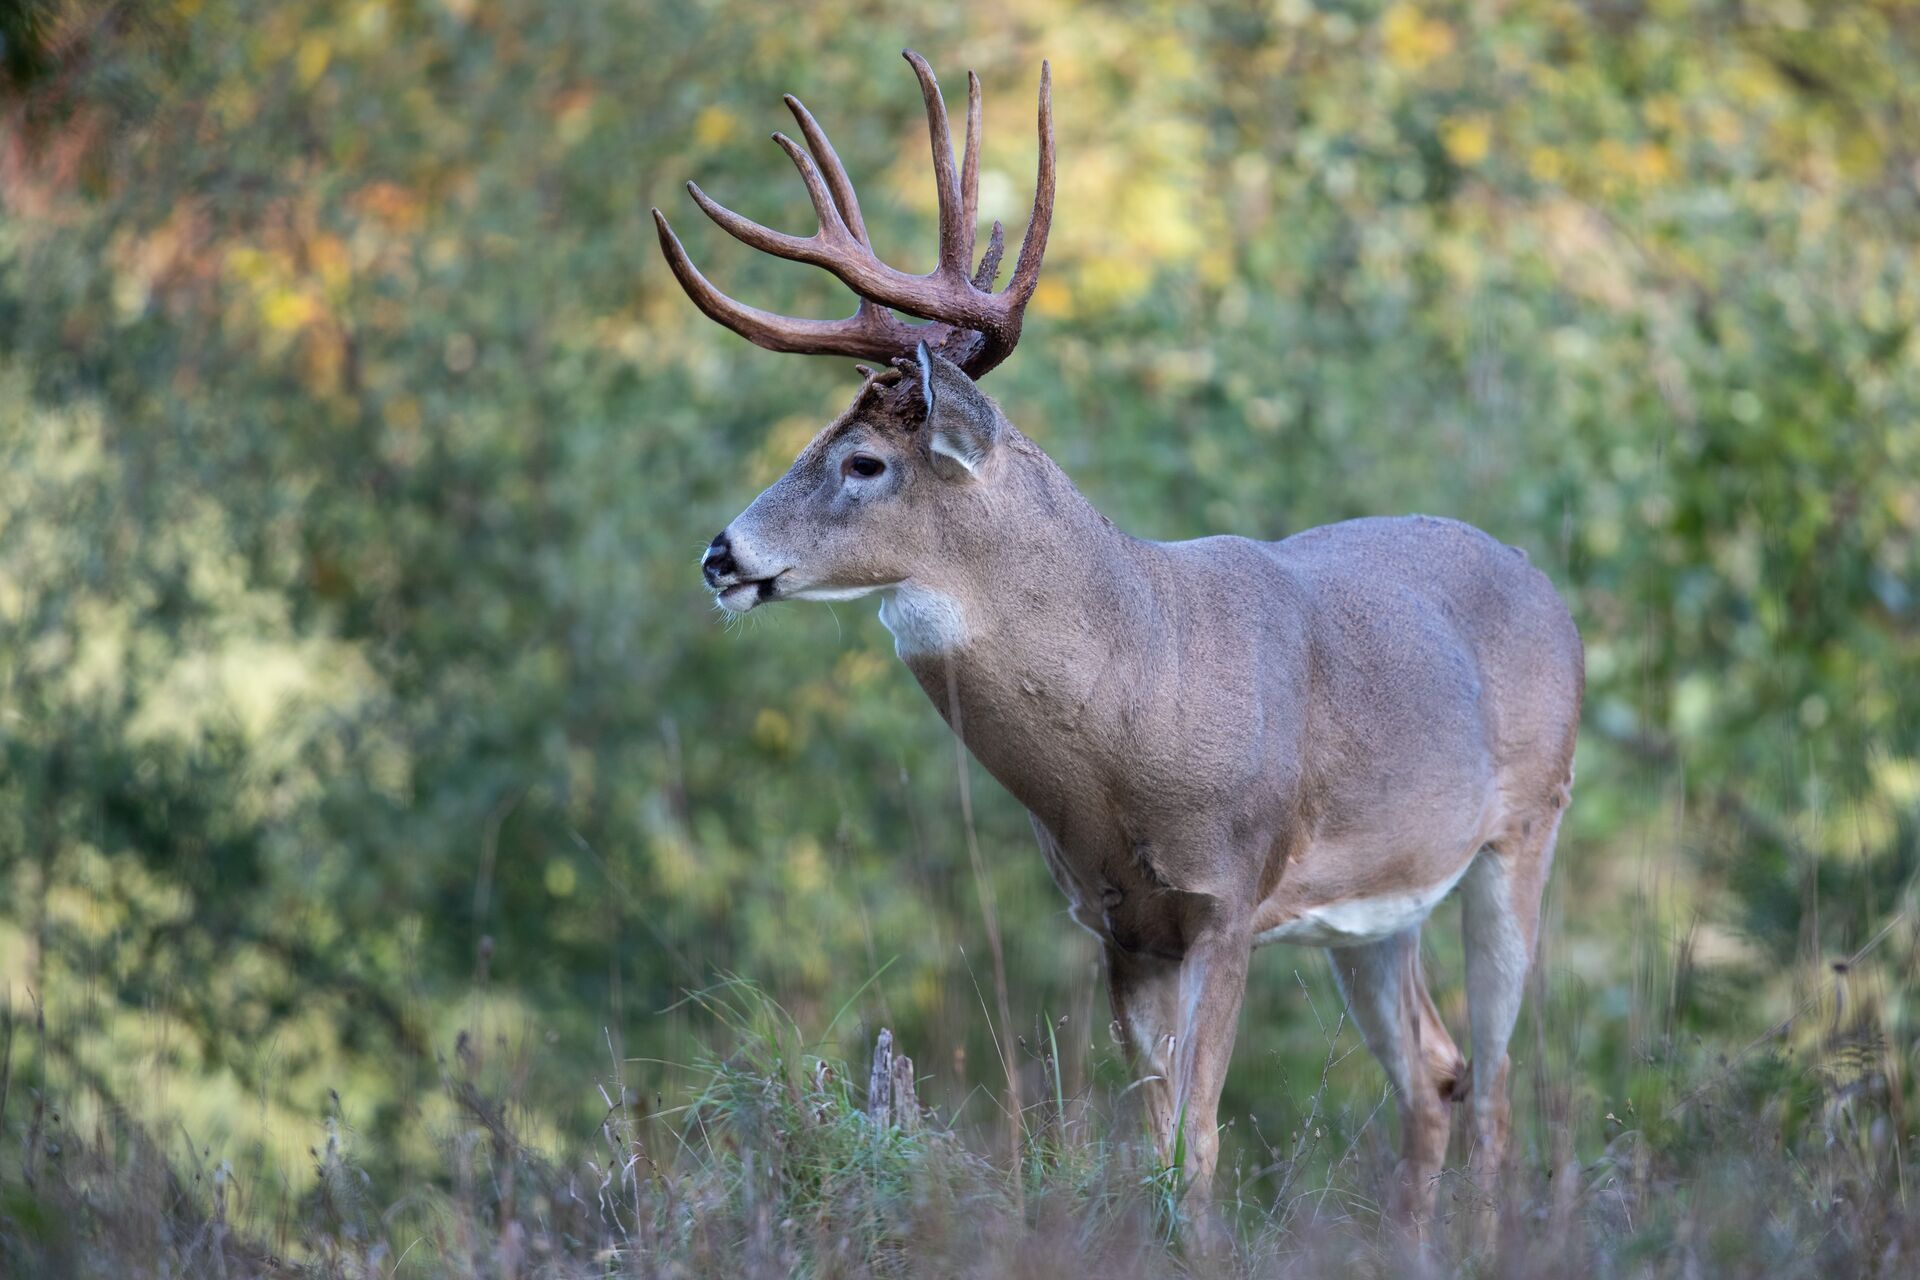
top-left (1, 0), bottom-right (1917, 1191)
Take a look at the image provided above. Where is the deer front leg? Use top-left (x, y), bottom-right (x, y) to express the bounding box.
top-left (1106, 896), bottom-right (1253, 1207)
top-left (1168, 918), bottom-right (1252, 1204)
top-left (1106, 946), bottom-right (1181, 1168)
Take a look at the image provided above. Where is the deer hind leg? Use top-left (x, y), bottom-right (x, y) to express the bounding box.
top-left (1328, 927), bottom-right (1461, 1227)
top-left (1459, 807), bottom-right (1561, 1207)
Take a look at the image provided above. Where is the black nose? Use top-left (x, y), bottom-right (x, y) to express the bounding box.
top-left (702, 533), bottom-right (737, 587)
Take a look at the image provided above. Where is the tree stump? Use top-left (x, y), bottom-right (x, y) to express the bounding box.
top-left (866, 1027), bottom-right (920, 1132)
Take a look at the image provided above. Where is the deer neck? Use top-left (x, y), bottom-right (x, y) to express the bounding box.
top-left (887, 446), bottom-right (1159, 797)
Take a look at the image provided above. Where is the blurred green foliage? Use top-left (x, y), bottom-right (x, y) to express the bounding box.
top-left (1, 0), bottom-right (1918, 1198)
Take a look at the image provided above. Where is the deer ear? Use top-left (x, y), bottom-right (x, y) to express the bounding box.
top-left (916, 342), bottom-right (1000, 477)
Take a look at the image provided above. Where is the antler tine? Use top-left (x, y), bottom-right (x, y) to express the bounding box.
top-left (903, 50), bottom-right (971, 277)
top-left (685, 179), bottom-right (820, 264)
top-left (653, 208), bottom-right (926, 359)
top-left (973, 219), bottom-right (1006, 290)
top-left (961, 71), bottom-right (982, 266)
top-left (770, 131), bottom-right (852, 242)
top-left (784, 94), bottom-right (872, 248)
top-left (1003, 59), bottom-right (1055, 308)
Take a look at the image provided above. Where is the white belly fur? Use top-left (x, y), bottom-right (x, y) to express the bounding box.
top-left (1254, 857), bottom-right (1476, 948)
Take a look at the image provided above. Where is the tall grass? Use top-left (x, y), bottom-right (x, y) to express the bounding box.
top-left (4, 963), bottom-right (1918, 1278)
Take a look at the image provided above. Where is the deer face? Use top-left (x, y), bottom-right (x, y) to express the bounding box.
top-left (702, 347), bottom-right (1003, 616)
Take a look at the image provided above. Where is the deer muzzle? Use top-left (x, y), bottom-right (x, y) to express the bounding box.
top-left (703, 530), bottom-right (784, 613)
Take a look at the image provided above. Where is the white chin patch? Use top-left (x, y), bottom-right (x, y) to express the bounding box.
top-left (786, 582), bottom-right (886, 603)
top-left (878, 584), bottom-right (967, 657)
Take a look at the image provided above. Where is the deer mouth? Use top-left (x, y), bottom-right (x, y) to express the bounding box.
top-left (716, 572), bottom-right (784, 613)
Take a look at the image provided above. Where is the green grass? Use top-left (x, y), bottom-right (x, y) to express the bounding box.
top-left (4, 971), bottom-right (1918, 1278)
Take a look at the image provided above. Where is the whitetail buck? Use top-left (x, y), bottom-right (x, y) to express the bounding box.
top-left (655, 51), bottom-right (1583, 1225)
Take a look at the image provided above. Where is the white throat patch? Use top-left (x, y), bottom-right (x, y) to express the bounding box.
top-left (878, 584), bottom-right (968, 657)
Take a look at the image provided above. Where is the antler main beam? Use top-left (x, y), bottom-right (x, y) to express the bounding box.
top-left (652, 50), bottom-right (1055, 379)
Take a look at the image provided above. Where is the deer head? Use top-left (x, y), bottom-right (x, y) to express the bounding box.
top-left (652, 51), bottom-right (1054, 620)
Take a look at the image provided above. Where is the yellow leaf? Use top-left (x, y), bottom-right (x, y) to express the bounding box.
top-left (1031, 277), bottom-right (1073, 319)
top-left (753, 707), bottom-right (792, 754)
top-left (1439, 115), bottom-right (1491, 166)
top-left (262, 289), bottom-right (318, 332)
top-left (1381, 4), bottom-right (1455, 73)
top-left (786, 837), bottom-right (824, 895)
top-left (1644, 94), bottom-right (1684, 134)
top-left (552, 88), bottom-right (597, 147)
top-left (387, 396), bottom-right (422, 432)
top-left (694, 105), bottom-right (740, 149)
top-left (295, 36), bottom-right (331, 89)
top-left (1876, 758), bottom-right (1920, 808)
top-left (309, 233), bottom-right (351, 291)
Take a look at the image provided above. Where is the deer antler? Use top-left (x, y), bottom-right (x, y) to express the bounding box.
top-left (652, 50), bottom-right (1055, 379)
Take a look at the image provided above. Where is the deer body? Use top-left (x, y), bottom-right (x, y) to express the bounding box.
top-left (658, 51), bottom-right (1581, 1225)
top-left (908, 493), bottom-right (1572, 954)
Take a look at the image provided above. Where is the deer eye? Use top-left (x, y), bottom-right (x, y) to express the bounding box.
top-left (845, 454), bottom-right (886, 479)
